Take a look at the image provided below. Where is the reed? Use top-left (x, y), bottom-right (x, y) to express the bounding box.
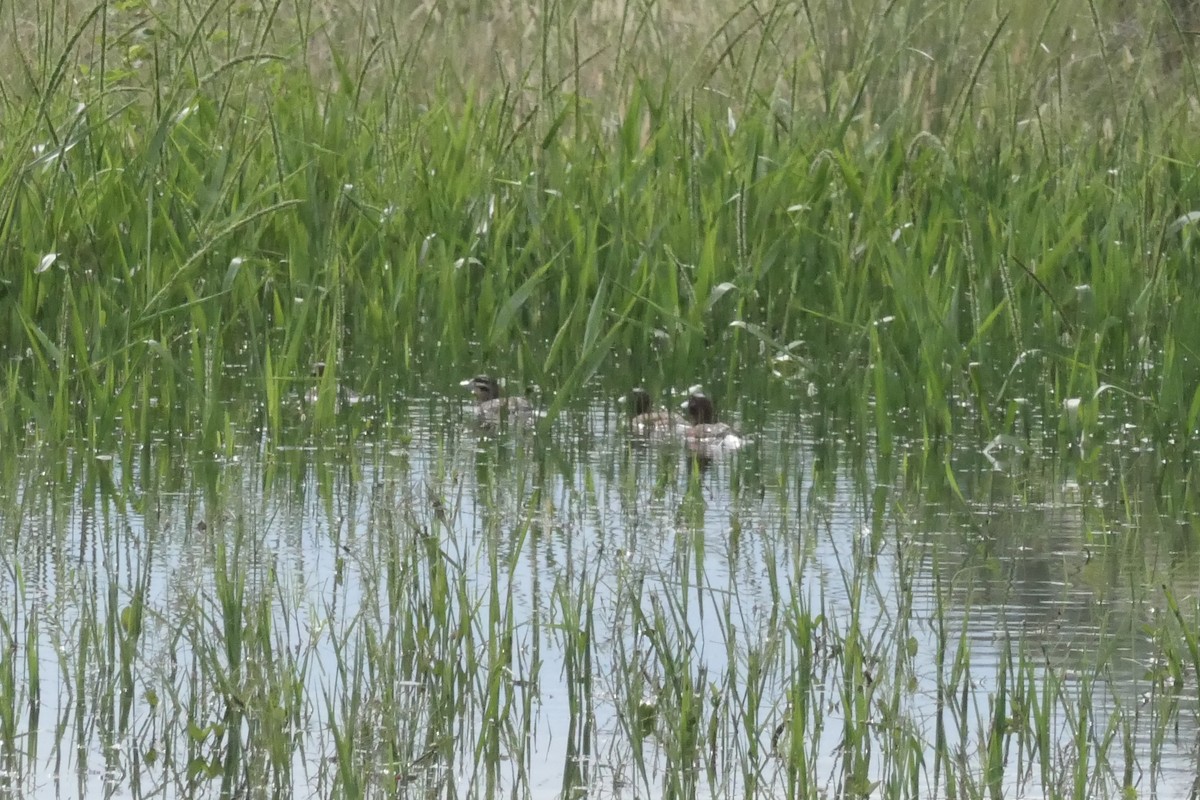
top-left (0, 0), bottom-right (1197, 455)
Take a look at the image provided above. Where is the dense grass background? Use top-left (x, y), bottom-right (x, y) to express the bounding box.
top-left (2, 0), bottom-right (1200, 462)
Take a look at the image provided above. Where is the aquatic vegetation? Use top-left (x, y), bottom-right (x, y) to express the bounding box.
top-left (0, 0), bottom-right (1197, 451)
top-left (1, 0), bottom-right (1199, 796)
top-left (1, 410), bottom-right (1198, 798)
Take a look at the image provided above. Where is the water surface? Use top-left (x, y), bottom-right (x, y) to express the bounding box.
top-left (1, 384), bottom-right (1196, 799)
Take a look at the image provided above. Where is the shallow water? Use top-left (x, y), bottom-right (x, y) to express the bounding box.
top-left (1, 387), bottom-right (1197, 799)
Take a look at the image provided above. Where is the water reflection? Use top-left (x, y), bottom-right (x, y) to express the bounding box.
top-left (0, 390), bottom-right (1197, 799)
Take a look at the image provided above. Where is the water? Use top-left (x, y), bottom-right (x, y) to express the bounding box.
top-left (1, 386), bottom-right (1198, 799)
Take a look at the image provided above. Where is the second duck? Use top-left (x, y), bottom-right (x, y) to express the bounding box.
top-left (681, 390), bottom-right (746, 451)
top-left (462, 375), bottom-right (537, 425)
top-left (626, 387), bottom-right (688, 437)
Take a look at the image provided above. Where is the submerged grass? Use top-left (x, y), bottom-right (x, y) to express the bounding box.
top-left (0, 385), bottom-right (1198, 798)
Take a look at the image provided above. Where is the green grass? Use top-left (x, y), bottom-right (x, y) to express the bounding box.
top-left (2, 0), bottom-right (1200, 458)
top-left (2, 0), bottom-right (1200, 796)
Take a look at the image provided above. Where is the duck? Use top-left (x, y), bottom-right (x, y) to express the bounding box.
top-left (303, 362), bottom-right (325, 405)
top-left (304, 362), bottom-right (363, 408)
top-left (461, 375), bottom-right (537, 424)
top-left (625, 388), bottom-right (687, 436)
top-left (681, 390), bottom-right (746, 450)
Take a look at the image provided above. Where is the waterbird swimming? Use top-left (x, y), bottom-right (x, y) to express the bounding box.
top-left (624, 387), bottom-right (687, 437)
top-left (461, 375), bottom-right (536, 424)
top-left (681, 390), bottom-right (746, 451)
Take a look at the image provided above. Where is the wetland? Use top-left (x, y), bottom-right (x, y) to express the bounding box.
top-left (3, 0), bottom-right (1200, 796)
